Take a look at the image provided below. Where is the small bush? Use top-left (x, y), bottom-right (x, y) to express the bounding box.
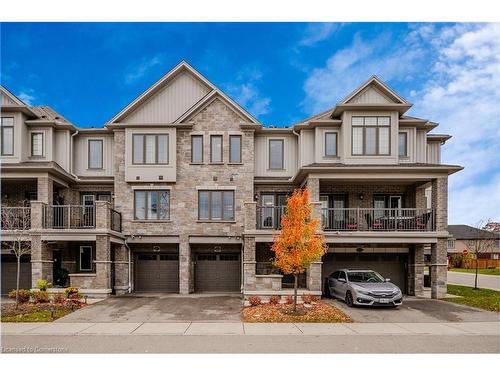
top-left (302, 294), bottom-right (318, 304)
top-left (64, 287), bottom-right (80, 299)
top-left (269, 295), bottom-right (280, 305)
top-left (286, 296), bottom-right (294, 305)
top-left (8, 289), bottom-right (31, 303)
top-left (32, 290), bottom-right (50, 303)
top-left (248, 296), bottom-right (261, 306)
top-left (36, 279), bottom-right (52, 291)
top-left (52, 292), bottom-right (66, 304)
top-left (451, 254), bottom-right (463, 268)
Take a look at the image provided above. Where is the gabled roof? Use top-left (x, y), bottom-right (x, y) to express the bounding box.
top-left (30, 106), bottom-right (73, 125)
top-left (448, 225), bottom-right (499, 240)
top-left (339, 75), bottom-right (410, 105)
top-left (0, 85), bottom-right (27, 106)
top-left (107, 60), bottom-right (260, 125)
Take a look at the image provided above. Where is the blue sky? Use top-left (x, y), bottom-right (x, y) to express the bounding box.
top-left (1, 22), bottom-right (499, 225)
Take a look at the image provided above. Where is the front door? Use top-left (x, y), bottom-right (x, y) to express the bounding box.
top-left (52, 249), bottom-right (62, 286)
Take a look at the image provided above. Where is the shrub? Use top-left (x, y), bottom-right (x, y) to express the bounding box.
top-left (451, 254), bottom-right (463, 268)
top-left (248, 296), bottom-right (261, 306)
top-left (54, 268), bottom-right (69, 287)
top-left (64, 287), bottom-right (80, 299)
top-left (52, 292), bottom-right (66, 304)
top-left (286, 296), bottom-right (294, 305)
top-left (269, 295), bottom-right (280, 305)
top-left (36, 279), bottom-right (52, 291)
top-left (8, 289), bottom-right (31, 303)
top-left (302, 294), bottom-right (318, 304)
top-left (32, 290), bottom-right (50, 303)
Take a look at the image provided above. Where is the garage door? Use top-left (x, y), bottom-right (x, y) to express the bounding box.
top-left (195, 253), bottom-right (240, 292)
top-left (135, 253), bottom-right (179, 292)
top-left (322, 253), bottom-right (407, 292)
top-left (1, 255), bottom-right (32, 295)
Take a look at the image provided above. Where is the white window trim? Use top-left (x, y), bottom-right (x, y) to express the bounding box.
top-left (79, 246), bottom-right (93, 271)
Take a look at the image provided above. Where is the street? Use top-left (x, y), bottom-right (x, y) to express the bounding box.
top-left (448, 271), bottom-right (500, 291)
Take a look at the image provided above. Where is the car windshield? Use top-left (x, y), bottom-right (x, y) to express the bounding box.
top-left (347, 271), bottom-right (385, 283)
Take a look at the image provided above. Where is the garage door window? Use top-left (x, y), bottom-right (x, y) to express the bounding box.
top-left (79, 246), bottom-right (93, 271)
top-left (197, 254), bottom-right (217, 261)
top-left (219, 254), bottom-right (239, 261)
top-left (160, 254), bottom-right (179, 261)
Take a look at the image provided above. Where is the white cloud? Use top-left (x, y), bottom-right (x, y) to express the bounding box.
top-left (124, 54), bottom-right (165, 84)
top-left (301, 23), bottom-right (500, 224)
top-left (17, 90), bottom-right (35, 105)
top-left (299, 23), bottom-right (340, 47)
top-left (224, 66), bottom-right (271, 117)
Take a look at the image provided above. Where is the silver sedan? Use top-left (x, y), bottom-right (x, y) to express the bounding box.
top-left (327, 269), bottom-right (403, 307)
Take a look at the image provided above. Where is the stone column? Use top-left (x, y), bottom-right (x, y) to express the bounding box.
top-left (243, 236), bottom-right (257, 292)
top-left (431, 239), bottom-right (447, 299)
top-left (30, 201), bottom-right (45, 229)
top-left (114, 244), bottom-right (130, 295)
top-left (31, 235), bottom-right (53, 286)
top-left (95, 201), bottom-right (110, 230)
top-left (307, 261), bottom-right (322, 292)
top-left (415, 185), bottom-right (428, 209)
top-left (37, 176), bottom-right (53, 204)
top-left (179, 234), bottom-right (191, 294)
top-left (306, 177), bottom-right (320, 202)
top-left (95, 235), bottom-right (112, 291)
top-left (407, 244), bottom-right (425, 296)
top-left (244, 202), bottom-right (257, 231)
top-left (432, 177), bottom-right (448, 231)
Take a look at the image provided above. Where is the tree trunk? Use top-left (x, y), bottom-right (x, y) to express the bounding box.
top-left (474, 256), bottom-right (479, 289)
top-left (16, 254), bottom-right (21, 307)
top-left (293, 273), bottom-right (298, 312)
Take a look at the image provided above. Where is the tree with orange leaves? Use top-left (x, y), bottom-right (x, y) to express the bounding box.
top-left (271, 188), bottom-right (326, 312)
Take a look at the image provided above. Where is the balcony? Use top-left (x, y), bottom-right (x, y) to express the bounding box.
top-left (1, 207), bottom-right (31, 230)
top-left (42, 204), bottom-right (122, 232)
top-left (255, 205), bottom-right (435, 232)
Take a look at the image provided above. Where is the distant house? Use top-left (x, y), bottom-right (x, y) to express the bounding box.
top-left (448, 225), bottom-right (500, 260)
top-left (483, 222), bottom-right (500, 233)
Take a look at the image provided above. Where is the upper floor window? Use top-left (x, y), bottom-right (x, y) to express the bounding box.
top-left (269, 139), bottom-right (284, 169)
top-left (88, 139), bottom-right (103, 169)
top-left (325, 132), bottom-right (338, 157)
top-left (352, 116), bottom-right (390, 156)
top-left (31, 132), bottom-right (44, 157)
top-left (191, 135), bottom-right (203, 163)
top-left (210, 135), bottom-right (223, 163)
top-left (447, 239), bottom-right (455, 249)
top-left (1, 117), bottom-right (14, 156)
top-left (229, 135), bottom-right (242, 163)
top-left (134, 190), bottom-right (170, 220)
top-left (399, 132), bottom-right (408, 157)
top-left (198, 190), bottom-right (234, 221)
top-left (133, 134), bottom-right (169, 164)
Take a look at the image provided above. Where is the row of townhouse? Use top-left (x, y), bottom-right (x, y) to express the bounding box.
top-left (0, 61), bottom-right (462, 301)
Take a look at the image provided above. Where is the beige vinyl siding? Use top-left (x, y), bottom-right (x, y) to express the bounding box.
top-left (426, 140), bottom-right (441, 164)
top-left (254, 134), bottom-right (297, 177)
top-left (299, 129), bottom-right (314, 167)
top-left (341, 111), bottom-right (399, 165)
top-left (26, 128), bottom-right (53, 161)
top-left (124, 127), bottom-right (176, 182)
top-left (415, 129), bottom-right (427, 163)
top-left (347, 86), bottom-right (393, 104)
top-left (73, 135), bottom-right (114, 177)
top-left (53, 130), bottom-right (71, 171)
top-left (1, 92), bottom-right (18, 105)
top-left (122, 72), bottom-right (210, 124)
top-left (314, 127), bottom-right (341, 163)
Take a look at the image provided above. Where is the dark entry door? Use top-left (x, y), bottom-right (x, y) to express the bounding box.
top-left (195, 253), bottom-right (241, 292)
top-left (135, 253), bottom-right (179, 292)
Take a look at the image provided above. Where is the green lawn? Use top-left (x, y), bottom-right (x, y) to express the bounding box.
top-left (1, 309), bottom-right (72, 322)
top-left (449, 268), bottom-right (500, 276)
top-left (443, 284), bottom-right (500, 312)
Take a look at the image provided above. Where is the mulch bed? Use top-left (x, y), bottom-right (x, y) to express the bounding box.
top-left (242, 300), bottom-right (352, 323)
top-left (1, 302), bottom-right (86, 322)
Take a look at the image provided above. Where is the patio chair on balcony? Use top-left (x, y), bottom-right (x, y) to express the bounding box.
top-left (416, 211), bottom-right (432, 231)
top-left (346, 218), bottom-right (358, 230)
top-left (365, 213), bottom-right (383, 230)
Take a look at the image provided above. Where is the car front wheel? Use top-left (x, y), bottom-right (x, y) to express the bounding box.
top-left (345, 291), bottom-right (354, 307)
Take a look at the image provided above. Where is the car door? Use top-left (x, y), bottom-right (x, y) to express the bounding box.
top-left (337, 271), bottom-right (349, 298)
top-left (328, 271), bottom-right (339, 297)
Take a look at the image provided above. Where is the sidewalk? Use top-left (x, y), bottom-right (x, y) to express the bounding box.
top-left (2, 321), bottom-right (499, 336)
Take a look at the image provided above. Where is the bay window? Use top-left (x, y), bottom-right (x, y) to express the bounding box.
top-left (352, 116), bottom-right (390, 156)
top-left (132, 134), bottom-right (169, 164)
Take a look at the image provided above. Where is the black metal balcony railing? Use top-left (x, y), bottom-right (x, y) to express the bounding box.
top-left (44, 205), bottom-right (96, 229)
top-left (0, 207), bottom-right (31, 230)
top-left (256, 205), bottom-right (286, 230)
top-left (110, 208), bottom-right (122, 232)
top-left (255, 206), bottom-right (435, 232)
top-left (321, 208), bottom-right (435, 232)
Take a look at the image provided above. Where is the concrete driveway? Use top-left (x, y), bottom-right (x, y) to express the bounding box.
top-left (58, 294), bottom-right (242, 323)
top-left (327, 296), bottom-right (500, 323)
top-left (448, 271), bottom-right (500, 291)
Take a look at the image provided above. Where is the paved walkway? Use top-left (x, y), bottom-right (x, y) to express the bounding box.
top-left (448, 271), bottom-right (500, 291)
top-left (2, 321), bottom-right (499, 336)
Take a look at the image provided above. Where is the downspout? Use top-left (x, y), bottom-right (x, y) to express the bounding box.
top-left (70, 129), bottom-right (80, 181)
top-left (292, 129), bottom-right (300, 180)
top-left (124, 241), bottom-right (132, 293)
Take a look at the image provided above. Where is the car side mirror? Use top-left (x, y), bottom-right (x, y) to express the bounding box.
top-left (338, 277), bottom-right (346, 283)
top-left (385, 278), bottom-right (391, 282)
